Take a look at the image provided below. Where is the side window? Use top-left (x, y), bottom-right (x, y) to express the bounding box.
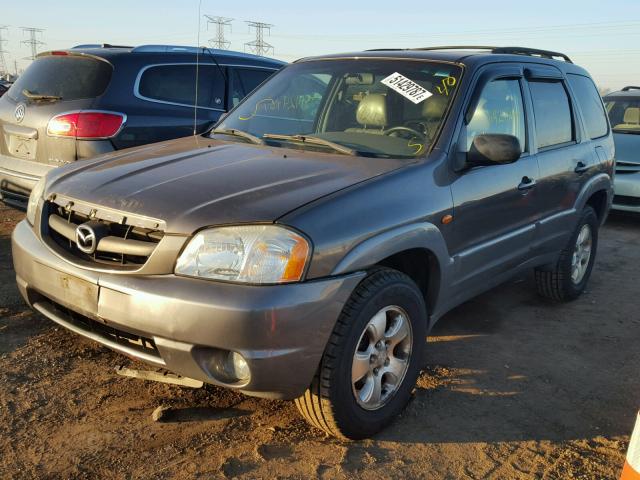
top-left (567, 74), bottom-right (608, 139)
top-left (466, 79), bottom-right (526, 152)
top-left (230, 68), bottom-right (274, 107)
top-left (138, 64), bottom-right (225, 109)
top-left (529, 81), bottom-right (573, 149)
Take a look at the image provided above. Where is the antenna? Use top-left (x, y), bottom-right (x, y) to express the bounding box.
top-left (205, 16), bottom-right (233, 50)
top-left (0, 26), bottom-right (8, 74)
top-left (244, 21), bottom-right (274, 57)
top-left (193, 0), bottom-right (203, 136)
top-left (21, 27), bottom-right (45, 60)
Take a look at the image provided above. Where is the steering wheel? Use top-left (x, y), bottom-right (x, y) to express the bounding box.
top-left (384, 126), bottom-right (426, 141)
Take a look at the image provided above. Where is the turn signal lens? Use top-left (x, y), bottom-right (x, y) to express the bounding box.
top-left (47, 111), bottom-right (125, 139)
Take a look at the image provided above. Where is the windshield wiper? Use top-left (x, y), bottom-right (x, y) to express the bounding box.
top-left (211, 127), bottom-right (264, 145)
top-left (262, 134), bottom-right (356, 156)
top-left (22, 89), bottom-right (62, 101)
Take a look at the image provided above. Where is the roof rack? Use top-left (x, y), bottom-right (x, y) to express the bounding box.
top-left (491, 47), bottom-right (572, 63)
top-left (71, 44), bottom-right (133, 49)
top-left (367, 45), bottom-right (573, 63)
top-left (622, 86), bottom-right (640, 91)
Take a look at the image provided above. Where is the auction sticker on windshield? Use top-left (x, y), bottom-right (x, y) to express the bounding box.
top-left (381, 72), bottom-right (433, 104)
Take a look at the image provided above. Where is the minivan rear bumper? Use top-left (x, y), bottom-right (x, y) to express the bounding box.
top-left (12, 219), bottom-right (364, 399)
top-left (0, 155), bottom-right (53, 209)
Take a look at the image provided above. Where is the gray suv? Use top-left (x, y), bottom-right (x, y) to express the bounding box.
top-left (12, 46), bottom-right (614, 439)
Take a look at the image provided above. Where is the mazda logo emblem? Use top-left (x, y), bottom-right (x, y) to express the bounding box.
top-left (14, 103), bottom-right (26, 123)
top-left (75, 224), bottom-right (98, 254)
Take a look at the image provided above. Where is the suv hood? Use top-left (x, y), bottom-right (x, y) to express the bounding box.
top-left (47, 135), bottom-right (408, 234)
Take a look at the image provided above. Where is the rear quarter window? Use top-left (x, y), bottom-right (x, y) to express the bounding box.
top-left (8, 55), bottom-right (113, 101)
top-left (138, 64), bottom-right (225, 109)
top-left (567, 74), bottom-right (609, 139)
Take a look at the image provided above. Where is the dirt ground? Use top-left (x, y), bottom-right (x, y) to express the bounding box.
top-left (0, 203), bottom-right (638, 480)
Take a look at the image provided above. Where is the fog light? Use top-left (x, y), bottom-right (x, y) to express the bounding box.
top-left (226, 351), bottom-right (250, 382)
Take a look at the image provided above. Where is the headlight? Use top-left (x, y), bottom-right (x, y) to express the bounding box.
top-left (26, 176), bottom-right (46, 226)
top-left (175, 225), bottom-right (310, 284)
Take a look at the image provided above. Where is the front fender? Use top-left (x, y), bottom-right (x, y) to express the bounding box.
top-left (331, 222), bottom-right (454, 321)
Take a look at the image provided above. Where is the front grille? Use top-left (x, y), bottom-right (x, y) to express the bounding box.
top-left (44, 299), bottom-right (161, 359)
top-left (44, 201), bottom-right (163, 268)
top-left (613, 195), bottom-right (640, 207)
top-left (616, 161), bottom-right (640, 175)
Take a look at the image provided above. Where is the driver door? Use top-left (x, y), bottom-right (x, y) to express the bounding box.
top-left (448, 69), bottom-right (540, 294)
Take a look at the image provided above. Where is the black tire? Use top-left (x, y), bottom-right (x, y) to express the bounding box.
top-left (535, 206), bottom-right (599, 302)
top-left (294, 268), bottom-right (427, 440)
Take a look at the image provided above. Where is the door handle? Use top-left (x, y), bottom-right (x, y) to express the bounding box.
top-left (574, 161), bottom-right (589, 174)
top-left (518, 176), bottom-right (536, 191)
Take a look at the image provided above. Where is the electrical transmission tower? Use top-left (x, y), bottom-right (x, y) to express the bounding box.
top-left (21, 27), bottom-right (45, 60)
top-left (0, 26), bottom-right (9, 74)
top-left (244, 21), bottom-right (274, 56)
top-left (205, 16), bottom-right (233, 50)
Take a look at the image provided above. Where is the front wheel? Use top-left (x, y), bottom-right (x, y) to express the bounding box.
top-left (295, 268), bottom-right (427, 440)
top-left (535, 206), bottom-right (599, 301)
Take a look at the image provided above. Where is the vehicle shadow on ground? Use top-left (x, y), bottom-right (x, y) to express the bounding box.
top-left (153, 406), bottom-right (247, 423)
top-left (0, 236), bottom-right (50, 355)
top-left (376, 268), bottom-right (637, 445)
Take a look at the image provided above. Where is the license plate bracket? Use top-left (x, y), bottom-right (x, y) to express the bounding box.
top-left (8, 135), bottom-right (37, 160)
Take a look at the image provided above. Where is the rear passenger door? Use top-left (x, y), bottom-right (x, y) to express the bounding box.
top-left (449, 66), bottom-right (540, 292)
top-left (524, 67), bottom-right (598, 254)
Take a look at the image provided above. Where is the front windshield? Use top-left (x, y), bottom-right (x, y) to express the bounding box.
top-left (605, 97), bottom-right (640, 134)
top-left (215, 59), bottom-right (463, 158)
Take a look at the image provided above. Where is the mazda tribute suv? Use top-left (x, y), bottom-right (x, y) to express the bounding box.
top-left (12, 46), bottom-right (614, 439)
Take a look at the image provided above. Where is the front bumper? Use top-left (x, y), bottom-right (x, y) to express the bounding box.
top-left (12, 220), bottom-right (364, 399)
top-left (612, 172), bottom-right (640, 213)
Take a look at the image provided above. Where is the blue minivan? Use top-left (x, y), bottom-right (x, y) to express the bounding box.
top-left (0, 44), bottom-right (285, 209)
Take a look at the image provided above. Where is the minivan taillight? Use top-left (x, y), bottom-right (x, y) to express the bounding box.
top-left (47, 111), bottom-right (125, 139)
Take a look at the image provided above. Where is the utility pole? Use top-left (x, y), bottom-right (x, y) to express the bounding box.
top-left (244, 21), bottom-right (274, 57)
top-left (205, 16), bottom-right (233, 50)
top-left (0, 26), bottom-right (8, 74)
top-left (21, 27), bottom-right (45, 60)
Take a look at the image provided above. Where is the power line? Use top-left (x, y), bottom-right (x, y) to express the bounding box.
top-left (0, 26), bottom-right (8, 74)
top-left (205, 16), bottom-right (233, 50)
top-left (245, 21), bottom-right (274, 57)
top-left (21, 27), bottom-right (45, 61)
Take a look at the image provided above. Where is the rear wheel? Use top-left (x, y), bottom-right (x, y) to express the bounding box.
top-left (295, 268), bottom-right (427, 440)
top-left (535, 206), bottom-right (599, 301)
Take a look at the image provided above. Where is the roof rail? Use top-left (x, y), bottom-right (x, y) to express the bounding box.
top-left (71, 44), bottom-right (133, 49)
top-left (370, 45), bottom-right (573, 63)
top-left (366, 45), bottom-right (497, 52)
top-left (622, 86), bottom-right (640, 91)
top-left (413, 45), bottom-right (498, 52)
top-left (491, 47), bottom-right (572, 63)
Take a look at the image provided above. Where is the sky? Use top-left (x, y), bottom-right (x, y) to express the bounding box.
top-left (2, 0), bottom-right (640, 91)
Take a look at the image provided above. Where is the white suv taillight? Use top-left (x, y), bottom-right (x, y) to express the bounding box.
top-left (47, 111), bottom-right (126, 139)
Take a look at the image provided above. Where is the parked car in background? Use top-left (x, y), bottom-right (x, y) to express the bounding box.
top-left (0, 81), bottom-right (10, 97)
top-left (13, 46), bottom-right (613, 439)
top-left (0, 44), bottom-right (284, 209)
top-left (604, 86), bottom-right (640, 213)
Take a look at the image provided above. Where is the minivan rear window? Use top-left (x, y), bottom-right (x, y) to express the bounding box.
top-left (8, 55), bottom-right (113, 102)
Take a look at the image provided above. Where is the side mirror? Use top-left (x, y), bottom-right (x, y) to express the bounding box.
top-left (466, 134), bottom-right (522, 168)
